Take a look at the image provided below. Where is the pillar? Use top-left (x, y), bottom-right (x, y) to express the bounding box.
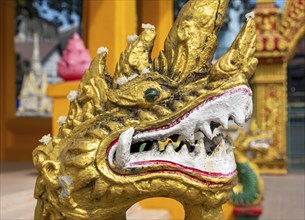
top-left (253, 0), bottom-right (305, 173)
top-left (0, 0), bottom-right (51, 161)
top-left (82, 0), bottom-right (137, 74)
top-left (0, 0), bottom-right (16, 160)
top-left (137, 0), bottom-right (173, 58)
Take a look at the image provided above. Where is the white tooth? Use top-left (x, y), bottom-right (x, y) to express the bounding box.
top-left (177, 135), bottom-right (183, 142)
top-left (118, 128), bottom-right (134, 152)
top-left (199, 122), bottom-right (213, 139)
top-left (165, 143), bottom-right (175, 154)
top-left (193, 146), bottom-right (201, 155)
top-left (211, 145), bottom-right (222, 159)
top-left (232, 113), bottom-right (245, 126)
top-left (195, 137), bottom-right (204, 147)
top-left (245, 100), bottom-right (253, 120)
top-left (116, 127), bottom-right (135, 167)
top-left (193, 139), bottom-right (205, 156)
top-left (194, 131), bottom-right (204, 141)
top-left (151, 142), bottom-right (159, 152)
top-left (180, 144), bottom-right (189, 155)
top-left (193, 133), bottom-right (206, 157)
top-left (219, 140), bottom-right (228, 156)
top-left (212, 128), bottom-right (222, 137)
top-left (226, 144), bottom-right (234, 154)
top-left (180, 130), bottom-right (195, 144)
top-left (218, 117), bottom-right (228, 129)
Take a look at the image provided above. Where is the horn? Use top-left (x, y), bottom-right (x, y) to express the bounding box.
top-left (210, 17), bottom-right (258, 81)
top-left (113, 27), bottom-right (156, 87)
top-left (154, 0), bottom-right (228, 83)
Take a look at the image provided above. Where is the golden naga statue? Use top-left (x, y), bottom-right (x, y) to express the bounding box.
top-left (232, 119), bottom-right (273, 206)
top-left (32, 0), bottom-right (258, 219)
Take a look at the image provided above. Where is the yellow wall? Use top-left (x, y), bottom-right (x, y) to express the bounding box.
top-left (138, 0), bottom-right (173, 58)
top-left (47, 82), bottom-right (79, 135)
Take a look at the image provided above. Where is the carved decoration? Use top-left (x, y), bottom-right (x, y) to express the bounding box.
top-left (253, 0), bottom-right (305, 173)
top-left (255, 0), bottom-right (305, 63)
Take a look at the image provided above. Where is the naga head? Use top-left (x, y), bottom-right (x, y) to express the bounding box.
top-left (33, 0), bottom-right (258, 219)
top-left (234, 119), bottom-right (273, 158)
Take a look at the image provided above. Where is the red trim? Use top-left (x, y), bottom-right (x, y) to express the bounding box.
top-left (233, 206), bottom-right (263, 216)
top-left (130, 160), bottom-right (237, 178)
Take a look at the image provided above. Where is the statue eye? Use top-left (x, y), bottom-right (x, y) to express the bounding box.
top-left (144, 88), bottom-right (160, 102)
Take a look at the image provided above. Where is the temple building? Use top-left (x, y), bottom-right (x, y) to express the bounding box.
top-left (16, 33), bottom-right (52, 117)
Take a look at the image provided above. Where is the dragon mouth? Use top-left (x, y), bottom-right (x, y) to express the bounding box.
top-left (108, 85), bottom-right (252, 180)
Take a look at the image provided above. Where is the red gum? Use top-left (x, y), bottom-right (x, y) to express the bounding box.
top-left (144, 170), bottom-right (229, 186)
top-left (129, 160), bottom-right (237, 178)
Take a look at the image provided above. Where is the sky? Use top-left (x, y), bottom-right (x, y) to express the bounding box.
top-left (34, 0), bottom-right (287, 32)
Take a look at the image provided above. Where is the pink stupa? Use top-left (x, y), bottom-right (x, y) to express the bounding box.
top-left (58, 33), bottom-right (91, 81)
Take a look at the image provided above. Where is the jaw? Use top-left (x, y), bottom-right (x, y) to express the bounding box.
top-left (108, 85), bottom-right (252, 185)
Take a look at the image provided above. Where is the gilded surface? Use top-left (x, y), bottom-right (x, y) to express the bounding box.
top-left (255, 0), bottom-right (305, 63)
top-left (33, 0), bottom-right (258, 219)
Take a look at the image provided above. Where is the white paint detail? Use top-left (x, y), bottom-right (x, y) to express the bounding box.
top-left (116, 73), bottom-right (139, 86)
top-left (97, 46), bottom-right (109, 54)
top-left (141, 67), bottom-right (151, 74)
top-left (59, 176), bottom-right (72, 199)
top-left (127, 34), bottom-right (138, 45)
top-left (141, 23), bottom-right (155, 30)
top-left (57, 115), bottom-right (67, 126)
top-left (39, 134), bottom-right (52, 145)
top-left (67, 90), bottom-right (78, 102)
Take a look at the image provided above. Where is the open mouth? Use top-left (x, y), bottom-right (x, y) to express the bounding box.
top-left (108, 85), bottom-right (252, 179)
